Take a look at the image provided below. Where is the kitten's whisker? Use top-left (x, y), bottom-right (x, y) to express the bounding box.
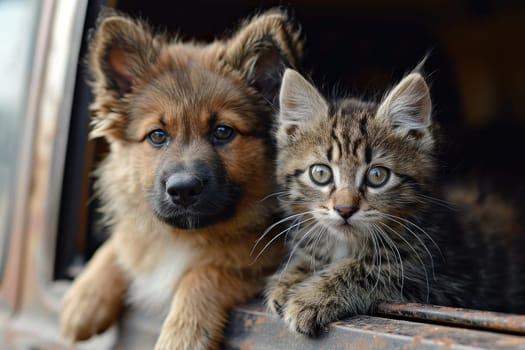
top-left (251, 216), bottom-right (317, 261)
top-left (280, 222), bottom-right (321, 279)
top-left (374, 223), bottom-right (405, 296)
top-left (284, 216), bottom-right (300, 244)
top-left (382, 213), bottom-right (439, 269)
top-left (382, 213), bottom-right (443, 263)
top-left (276, 195), bottom-right (310, 204)
top-left (365, 228), bottom-right (377, 279)
top-left (379, 221), bottom-right (431, 303)
top-left (416, 193), bottom-right (458, 210)
top-left (304, 222), bottom-right (324, 251)
top-left (379, 227), bottom-right (396, 291)
top-left (310, 228), bottom-right (325, 274)
top-left (251, 210), bottom-right (318, 255)
top-left (259, 191), bottom-right (288, 202)
top-left (366, 227), bottom-right (381, 291)
top-left (369, 229), bottom-right (383, 293)
top-left (372, 225), bottom-right (392, 284)
top-left (393, 225), bottom-right (434, 293)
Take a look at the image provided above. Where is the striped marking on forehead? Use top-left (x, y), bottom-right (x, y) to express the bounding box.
top-left (328, 111), bottom-right (350, 163)
top-left (327, 140), bottom-right (340, 162)
top-left (350, 114), bottom-right (372, 160)
top-left (328, 106), bottom-right (374, 165)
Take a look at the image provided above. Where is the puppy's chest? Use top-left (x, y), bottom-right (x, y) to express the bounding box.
top-left (121, 237), bottom-right (202, 316)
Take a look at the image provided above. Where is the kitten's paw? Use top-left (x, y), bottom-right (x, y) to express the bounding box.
top-left (283, 301), bottom-right (324, 337)
top-left (60, 277), bottom-right (121, 342)
top-left (265, 283), bottom-right (290, 316)
top-left (283, 290), bottom-right (338, 337)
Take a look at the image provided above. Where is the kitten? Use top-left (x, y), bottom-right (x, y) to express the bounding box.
top-left (264, 68), bottom-right (525, 336)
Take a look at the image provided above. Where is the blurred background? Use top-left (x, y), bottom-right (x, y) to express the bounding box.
top-left (116, 0), bottom-right (525, 178)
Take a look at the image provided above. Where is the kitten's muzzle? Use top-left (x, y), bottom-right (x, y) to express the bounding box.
top-left (335, 204), bottom-right (359, 220)
top-left (165, 172), bottom-right (204, 207)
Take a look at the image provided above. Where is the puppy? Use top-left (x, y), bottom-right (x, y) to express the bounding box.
top-left (60, 10), bottom-right (302, 350)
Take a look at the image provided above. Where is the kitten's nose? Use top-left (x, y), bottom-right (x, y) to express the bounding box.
top-left (334, 204), bottom-right (359, 219)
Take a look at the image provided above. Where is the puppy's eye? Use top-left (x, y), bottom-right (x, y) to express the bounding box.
top-left (211, 124), bottom-right (236, 145)
top-left (366, 166), bottom-right (390, 188)
top-left (309, 164), bottom-right (333, 186)
top-left (147, 129), bottom-right (168, 147)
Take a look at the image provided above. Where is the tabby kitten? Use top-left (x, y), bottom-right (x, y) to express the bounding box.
top-left (264, 68), bottom-right (525, 336)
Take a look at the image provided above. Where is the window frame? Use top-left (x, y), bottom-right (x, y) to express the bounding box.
top-left (0, 0), bottom-right (115, 348)
top-left (0, 0), bottom-right (53, 315)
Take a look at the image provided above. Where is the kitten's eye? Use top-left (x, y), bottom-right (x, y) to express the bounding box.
top-left (366, 166), bottom-right (390, 188)
top-left (147, 129), bottom-right (168, 147)
top-left (211, 124), bottom-right (236, 145)
top-left (309, 164), bottom-right (333, 186)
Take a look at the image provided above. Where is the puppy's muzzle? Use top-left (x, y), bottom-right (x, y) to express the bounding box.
top-left (165, 172), bottom-right (204, 207)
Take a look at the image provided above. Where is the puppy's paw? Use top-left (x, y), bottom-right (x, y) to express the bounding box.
top-left (60, 276), bottom-right (121, 342)
top-left (154, 324), bottom-right (212, 350)
top-left (154, 332), bottom-right (178, 350)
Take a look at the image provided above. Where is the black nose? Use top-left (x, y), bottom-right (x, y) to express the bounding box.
top-left (165, 173), bottom-right (204, 207)
top-left (334, 204), bottom-right (359, 220)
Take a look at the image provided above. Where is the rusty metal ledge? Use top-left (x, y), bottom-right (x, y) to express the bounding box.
top-left (222, 300), bottom-right (525, 350)
top-left (376, 302), bottom-right (525, 335)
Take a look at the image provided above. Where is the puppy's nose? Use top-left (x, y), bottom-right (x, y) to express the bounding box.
top-left (166, 173), bottom-right (203, 207)
top-left (334, 204), bottom-right (359, 220)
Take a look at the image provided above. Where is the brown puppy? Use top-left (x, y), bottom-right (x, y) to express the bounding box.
top-left (60, 10), bottom-right (302, 350)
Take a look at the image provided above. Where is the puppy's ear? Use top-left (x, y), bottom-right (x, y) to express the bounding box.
top-left (89, 13), bottom-right (161, 96)
top-left (224, 9), bottom-right (303, 103)
top-left (88, 13), bottom-right (163, 140)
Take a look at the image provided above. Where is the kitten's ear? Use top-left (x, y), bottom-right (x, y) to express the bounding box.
top-left (224, 10), bottom-right (303, 103)
top-left (377, 72), bottom-right (432, 131)
top-left (88, 13), bottom-right (162, 97)
top-left (278, 69), bottom-right (328, 135)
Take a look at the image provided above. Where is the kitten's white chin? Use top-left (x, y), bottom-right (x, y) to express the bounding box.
top-left (314, 211), bottom-right (365, 242)
top-left (323, 223), bottom-right (366, 259)
top-left (324, 220), bottom-right (362, 241)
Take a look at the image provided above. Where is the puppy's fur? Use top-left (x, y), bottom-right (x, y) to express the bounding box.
top-left (60, 10), bottom-right (302, 349)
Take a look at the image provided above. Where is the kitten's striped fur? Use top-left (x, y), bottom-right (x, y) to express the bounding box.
top-left (265, 69), bottom-right (525, 336)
